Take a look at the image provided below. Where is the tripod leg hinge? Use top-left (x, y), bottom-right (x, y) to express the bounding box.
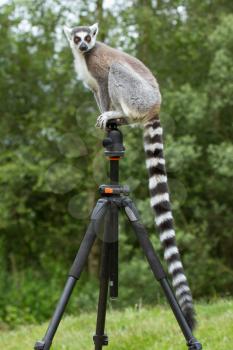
top-left (91, 198), bottom-right (108, 220)
top-left (93, 334), bottom-right (109, 346)
top-left (187, 337), bottom-right (202, 350)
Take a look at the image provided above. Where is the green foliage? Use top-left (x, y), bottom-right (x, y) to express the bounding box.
top-left (0, 0), bottom-right (232, 327)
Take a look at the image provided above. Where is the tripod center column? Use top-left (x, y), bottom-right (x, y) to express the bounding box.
top-left (102, 124), bottom-right (125, 185)
top-left (102, 123), bottom-right (125, 299)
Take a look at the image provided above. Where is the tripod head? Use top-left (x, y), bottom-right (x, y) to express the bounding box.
top-left (102, 119), bottom-right (126, 158)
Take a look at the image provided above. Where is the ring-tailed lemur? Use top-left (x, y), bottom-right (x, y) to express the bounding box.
top-left (64, 23), bottom-right (196, 330)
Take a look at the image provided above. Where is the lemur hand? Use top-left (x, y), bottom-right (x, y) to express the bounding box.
top-left (95, 111), bottom-right (125, 129)
top-left (96, 112), bottom-right (110, 129)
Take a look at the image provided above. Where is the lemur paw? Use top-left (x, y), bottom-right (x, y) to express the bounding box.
top-left (96, 113), bottom-right (109, 129)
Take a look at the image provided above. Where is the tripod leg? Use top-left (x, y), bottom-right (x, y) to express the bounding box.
top-left (93, 240), bottom-right (110, 350)
top-left (108, 202), bottom-right (119, 298)
top-left (34, 198), bottom-right (108, 350)
top-left (109, 240), bottom-right (118, 298)
top-left (93, 204), bottom-right (118, 350)
top-left (123, 198), bottom-right (202, 350)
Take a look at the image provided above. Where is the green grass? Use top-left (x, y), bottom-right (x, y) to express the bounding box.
top-left (0, 299), bottom-right (232, 350)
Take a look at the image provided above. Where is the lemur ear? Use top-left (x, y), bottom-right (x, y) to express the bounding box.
top-left (63, 26), bottom-right (72, 41)
top-left (90, 23), bottom-right (99, 36)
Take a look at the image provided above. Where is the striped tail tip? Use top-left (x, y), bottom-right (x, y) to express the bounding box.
top-left (182, 305), bottom-right (196, 331)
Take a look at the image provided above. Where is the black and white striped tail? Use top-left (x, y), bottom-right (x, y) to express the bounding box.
top-left (143, 117), bottom-right (196, 330)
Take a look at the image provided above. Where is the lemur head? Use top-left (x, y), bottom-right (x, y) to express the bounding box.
top-left (63, 23), bottom-right (98, 53)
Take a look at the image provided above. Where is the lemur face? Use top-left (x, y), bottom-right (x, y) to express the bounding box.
top-left (64, 23), bottom-right (98, 53)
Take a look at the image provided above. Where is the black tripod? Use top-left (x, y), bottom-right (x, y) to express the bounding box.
top-left (34, 121), bottom-right (202, 350)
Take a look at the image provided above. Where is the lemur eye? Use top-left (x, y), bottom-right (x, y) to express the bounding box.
top-left (74, 36), bottom-right (81, 44)
top-left (85, 35), bottom-right (91, 43)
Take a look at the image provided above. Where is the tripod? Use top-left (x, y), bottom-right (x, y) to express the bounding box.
top-left (34, 121), bottom-right (202, 350)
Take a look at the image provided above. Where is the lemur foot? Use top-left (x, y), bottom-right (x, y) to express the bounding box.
top-left (96, 111), bottom-right (124, 129)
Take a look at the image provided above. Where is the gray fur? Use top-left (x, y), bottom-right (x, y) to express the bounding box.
top-left (91, 58), bottom-right (161, 127)
top-left (72, 27), bottom-right (91, 35)
top-left (84, 41), bottom-right (161, 125)
top-left (95, 78), bottom-right (111, 112)
top-left (108, 63), bottom-right (161, 120)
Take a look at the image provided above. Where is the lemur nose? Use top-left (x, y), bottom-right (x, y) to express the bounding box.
top-left (79, 42), bottom-right (88, 51)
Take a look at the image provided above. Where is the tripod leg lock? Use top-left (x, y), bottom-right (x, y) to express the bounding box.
top-left (187, 337), bottom-right (202, 350)
top-left (93, 334), bottom-right (109, 347)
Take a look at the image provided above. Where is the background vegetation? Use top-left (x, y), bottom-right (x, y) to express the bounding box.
top-left (0, 0), bottom-right (232, 328)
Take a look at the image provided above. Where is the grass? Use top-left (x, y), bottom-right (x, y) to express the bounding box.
top-left (0, 299), bottom-right (232, 350)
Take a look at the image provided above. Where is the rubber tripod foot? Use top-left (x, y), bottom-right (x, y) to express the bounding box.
top-left (34, 340), bottom-right (52, 350)
top-left (34, 341), bottom-right (45, 350)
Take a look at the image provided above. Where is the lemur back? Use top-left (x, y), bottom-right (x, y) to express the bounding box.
top-left (64, 23), bottom-right (196, 330)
